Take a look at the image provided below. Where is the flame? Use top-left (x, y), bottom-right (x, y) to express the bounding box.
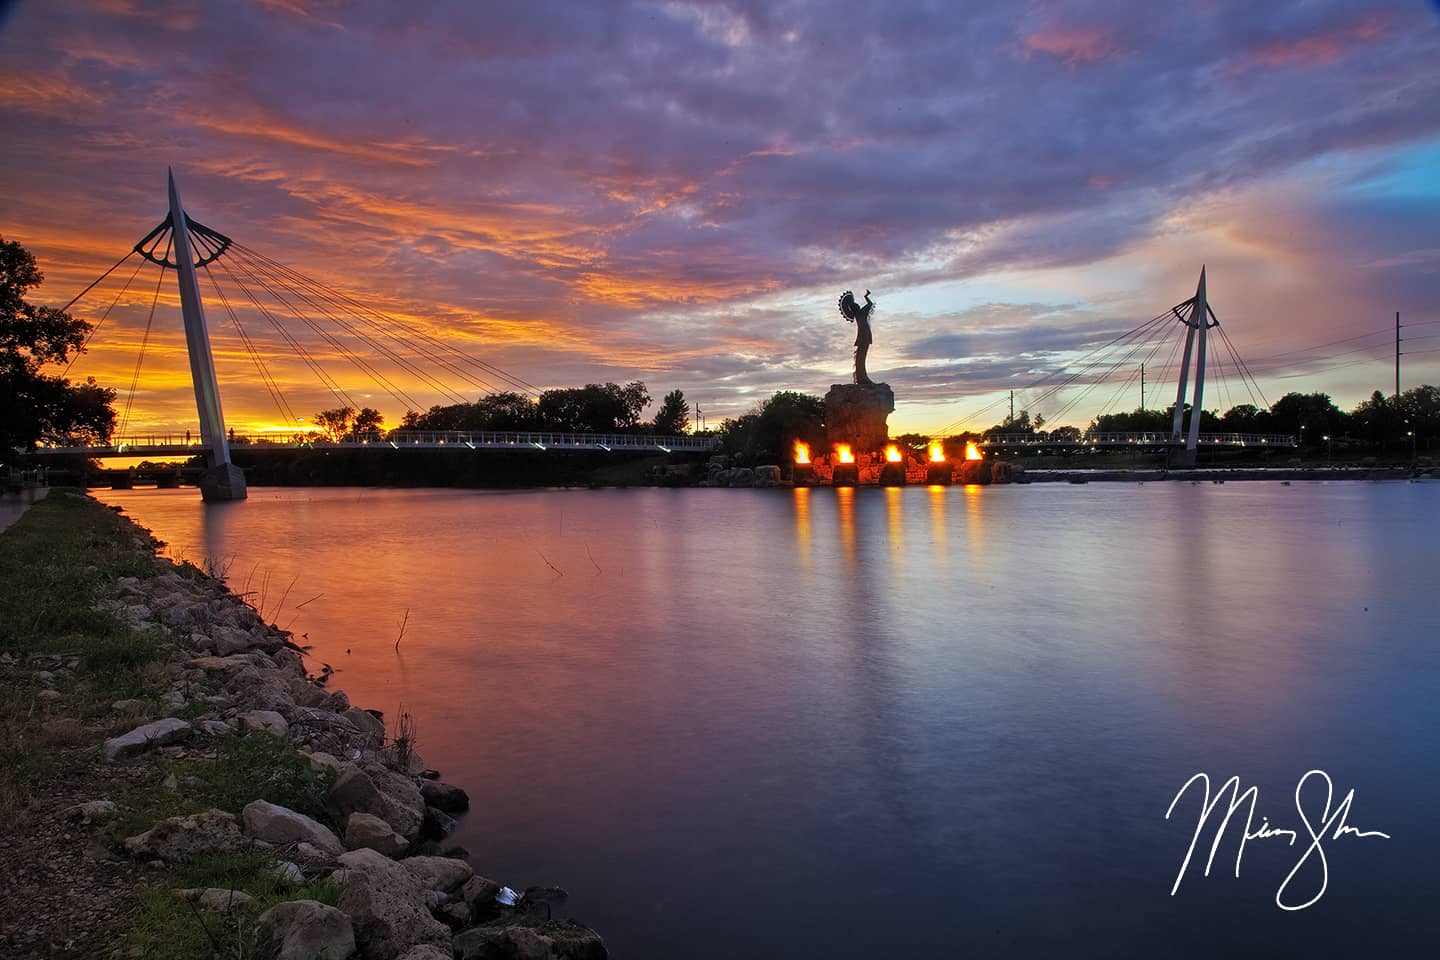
top-left (794, 440), bottom-right (810, 464)
top-left (928, 441), bottom-right (945, 463)
top-left (884, 444), bottom-right (902, 463)
top-left (965, 441), bottom-right (984, 461)
top-left (835, 444), bottom-right (855, 464)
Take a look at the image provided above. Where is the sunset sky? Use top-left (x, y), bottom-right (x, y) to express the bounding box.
top-left (2, 0), bottom-right (1438, 435)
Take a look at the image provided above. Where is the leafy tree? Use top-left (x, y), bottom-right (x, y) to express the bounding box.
top-left (1394, 384), bottom-right (1439, 445)
top-left (1089, 407), bottom-right (1177, 434)
top-left (313, 406), bottom-right (355, 442)
top-left (349, 406), bottom-right (384, 441)
top-left (402, 392), bottom-right (539, 431)
top-left (312, 405), bottom-right (384, 442)
top-left (1267, 392), bottom-right (1349, 446)
top-left (536, 381), bottom-right (650, 433)
top-left (718, 390), bottom-right (825, 463)
top-left (1, 237), bottom-right (116, 464)
top-left (1048, 425), bottom-right (1082, 442)
top-left (652, 389), bottom-right (690, 435)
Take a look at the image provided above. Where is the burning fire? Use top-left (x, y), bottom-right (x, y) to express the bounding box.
top-left (884, 444), bottom-right (902, 463)
top-left (928, 441), bottom-right (945, 463)
top-left (835, 444), bottom-right (855, 464)
top-left (794, 441), bottom-right (811, 464)
top-left (965, 441), bottom-right (984, 461)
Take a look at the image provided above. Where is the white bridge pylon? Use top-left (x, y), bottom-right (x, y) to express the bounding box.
top-left (164, 170), bottom-right (245, 501)
top-left (1169, 266), bottom-right (1217, 465)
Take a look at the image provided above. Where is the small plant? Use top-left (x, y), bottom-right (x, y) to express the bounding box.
top-left (390, 706), bottom-right (418, 770)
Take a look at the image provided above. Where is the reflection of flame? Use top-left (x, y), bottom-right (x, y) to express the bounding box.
top-left (835, 444), bottom-right (855, 464)
top-left (929, 441), bottom-right (945, 463)
top-left (965, 441), bottom-right (983, 461)
top-left (884, 444), bottom-right (902, 463)
top-left (794, 441), bottom-right (810, 464)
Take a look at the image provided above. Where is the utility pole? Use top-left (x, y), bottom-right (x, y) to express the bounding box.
top-left (1009, 390), bottom-right (1015, 423)
top-left (1396, 311), bottom-right (1401, 398)
top-left (1140, 364), bottom-right (1145, 411)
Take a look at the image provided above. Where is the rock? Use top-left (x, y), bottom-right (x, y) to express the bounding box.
top-left (192, 888), bottom-right (254, 913)
top-left (365, 764), bottom-right (426, 840)
top-left (335, 848), bottom-right (450, 960)
top-left (417, 779), bottom-right (469, 812)
top-left (65, 799), bottom-right (117, 823)
top-left (260, 899), bottom-right (356, 960)
top-left (307, 751), bottom-right (345, 774)
top-left (112, 699), bottom-right (149, 713)
top-left (402, 855), bottom-right (473, 893)
top-left (753, 465), bottom-right (782, 487)
top-left (329, 765), bottom-right (388, 821)
top-left (124, 809), bottom-right (245, 861)
top-left (186, 654), bottom-right (268, 673)
top-left (452, 920), bottom-right (608, 960)
top-left (824, 382), bottom-right (895, 454)
top-left (36, 688), bottom-right (61, 703)
top-left (345, 812), bottom-right (409, 857)
top-left (242, 800), bottom-right (344, 857)
top-left (397, 946), bottom-right (451, 960)
top-left (344, 708), bottom-right (386, 745)
top-left (240, 709), bottom-right (289, 736)
top-left (198, 719), bottom-right (234, 737)
top-left (437, 901), bottom-right (472, 930)
top-left (204, 624), bottom-right (255, 656)
top-left (104, 717), bottom-right (192, 760)
top-left (294, 841), bottom-right (340, 865)
top-left (422, 806), bottom-right (457, 840)
top-left (460, 874), bottom-right (502, 912)
top-left (34, 669), bottom-right (56, 685)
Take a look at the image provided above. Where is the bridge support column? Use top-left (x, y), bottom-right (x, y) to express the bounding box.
top-left (169, 169), bottom-right (246, 501)
top-left (1168, 267), bottom-right (1209, 469)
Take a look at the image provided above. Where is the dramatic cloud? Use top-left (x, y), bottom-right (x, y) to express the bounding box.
top-left (1, 0), bottom-right (1437, 433)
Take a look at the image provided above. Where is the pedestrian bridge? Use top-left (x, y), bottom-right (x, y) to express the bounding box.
top-left (976, 431), bottom-right (1296, 449)
top-left (32, 430), bottom-right (719, 459)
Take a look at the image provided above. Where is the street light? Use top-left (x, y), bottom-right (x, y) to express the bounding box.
top-left (1322, 434), bottom-right (1331, 463)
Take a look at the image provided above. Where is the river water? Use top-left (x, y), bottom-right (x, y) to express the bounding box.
top-left (95, 482), bottom-right (1439, 957)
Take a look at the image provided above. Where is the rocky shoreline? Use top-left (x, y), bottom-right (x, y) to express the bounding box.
top-left (0, 492), bottom-right (605, 959)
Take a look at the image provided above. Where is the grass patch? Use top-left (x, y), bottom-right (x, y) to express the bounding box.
top-left (111, 733), bottom-right (338, 841)
top-left (124, 850), bottom-right (340, 960)
top-left (0, 488), bottom-right (167, 668)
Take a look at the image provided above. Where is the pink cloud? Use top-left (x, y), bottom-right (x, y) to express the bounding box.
top-left (1232, 14), bottom-right (1391, 73)
top-left (1023, 26), bottom-right (1120, 66)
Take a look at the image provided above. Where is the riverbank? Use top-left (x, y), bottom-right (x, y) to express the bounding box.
top-left (0, 490), bottom-right (606, 959)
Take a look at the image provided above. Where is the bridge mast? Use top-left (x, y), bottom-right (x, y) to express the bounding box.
top-left (1169, 266), bottom-right (1208, 468)
top-left (168, 169), bottom-right (246, 501)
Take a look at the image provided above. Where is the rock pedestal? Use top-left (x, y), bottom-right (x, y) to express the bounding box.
top-left (824, 383), bottom-right (895, 455)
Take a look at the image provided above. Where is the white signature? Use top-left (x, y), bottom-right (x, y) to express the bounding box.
top-left (1165, 769), bottom-right (1391, 910)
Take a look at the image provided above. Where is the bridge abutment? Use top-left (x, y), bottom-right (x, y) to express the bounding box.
top-left (199, 462), bottom-right (246, 502)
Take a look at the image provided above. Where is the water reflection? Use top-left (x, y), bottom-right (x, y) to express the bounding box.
top-left (93, 483), bottom-right (1440, 959)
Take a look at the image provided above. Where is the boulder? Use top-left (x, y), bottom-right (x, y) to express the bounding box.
top-left (345, 812), bottom-right (409, 857)
top-left (401, 855), bottom-right (473, 893)
top-left (65, 799), bottom-right (117, 823)
top-left (187, 888), bottom-right (254, 913)
top-left (417, 782), bottom-right (466, 811)
top-left (460, 874), bottom-right (502, 912)
top-left (240, 709), bottom-right (289, 736)
top-left (103, 717), bottom-right (192, 759)
top-left (186, 654), bottom-right (270, 672)
top-left (335, 848), bottom-right (450, 960)
top-left (752, 465), bottom-right (782, 488)
top-left (344, 708), bottom-right (386, 745)
top-left (260, 899), bottom-right (356, 960)
top-left (365, 764), bottom-right (426, 840)
top-left (329, 765), bottom-right (388, 821)
top-left (397, 947), bottom-right (452, 960)
top-left (242, 800), bottom-right (344, 857)
top-left (423, 806), bottom-right (457, 840)
top-left (204, 625), bottom-right (255, 656)
top-left (124, 809), bottom-right (245, 861)
top-left (452, 920), bottom-right (608, 960)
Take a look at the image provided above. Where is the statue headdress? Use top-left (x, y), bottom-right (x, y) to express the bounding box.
top-left (837, 290), bottom-right (859, 322)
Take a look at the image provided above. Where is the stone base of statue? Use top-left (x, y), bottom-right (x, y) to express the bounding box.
top-left (824, 382), bottom-right (895, 454)
top-left (200, 462), bottom-right (248, 502)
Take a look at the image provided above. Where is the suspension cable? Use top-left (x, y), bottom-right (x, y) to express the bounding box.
top-left (118, 237), bottom-right (170, 437)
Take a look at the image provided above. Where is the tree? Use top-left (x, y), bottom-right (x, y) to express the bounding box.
top-left (312, 406), bottom-right (386, 442)
top-left (652, 389), bottom-right (689, 435)
top-left (401, 392), bottom-right (539, 431)
top-left (718, 390), bottom-right (825, 463)
top-left (536, 381), bottom-right (650, 433)
top-left (1267, 392), bottom-right (1348, 446)
top-left (1, 237), bottom-right (116, 464)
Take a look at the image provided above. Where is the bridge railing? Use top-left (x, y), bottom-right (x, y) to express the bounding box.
top-left (38, 429), bottom-right (719, 453)
top-left (974, 431), bottom-right (1297, 447)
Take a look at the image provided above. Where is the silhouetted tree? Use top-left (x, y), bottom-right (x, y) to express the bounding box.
top-left (718, 390), bottom-right (825, 463)
top-left (536, 381), bottom-right (650, 433)
top-left (652, 389), bottom-right (690, 435)
top-left (1, 237), bottom-right (116, 464)
top-left (1267, 392), bottom-right (1349, 446)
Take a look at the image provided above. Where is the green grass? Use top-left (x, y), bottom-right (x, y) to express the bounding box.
top-left (124, 850), bottom-right (341, 960)
top-left (110, 733), bottom-right (338, 842)
top-left (0, 488), bottom-right (167, 668)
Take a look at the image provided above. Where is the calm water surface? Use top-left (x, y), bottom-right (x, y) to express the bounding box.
top-left (96, 482), bottom-right (1440, 957)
